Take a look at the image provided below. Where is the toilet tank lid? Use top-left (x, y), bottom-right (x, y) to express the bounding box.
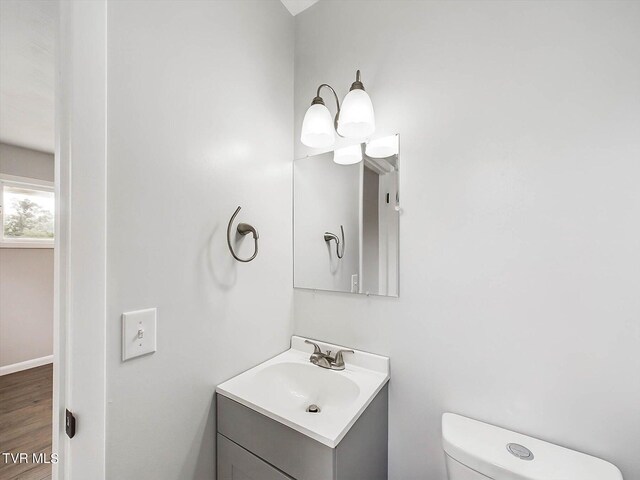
top-left (442, 413), bottom-right (622, 480)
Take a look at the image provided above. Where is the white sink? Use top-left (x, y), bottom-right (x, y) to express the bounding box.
top-left (253, 362), bottom-right (361, 410)
top-left (216, 336), bottom-right (390, 448)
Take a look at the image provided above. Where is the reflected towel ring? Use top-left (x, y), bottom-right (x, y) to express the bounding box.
top-left (324, 225), bottom-right (345, 259)
top-left (227, 206), bottom-right (259, 262)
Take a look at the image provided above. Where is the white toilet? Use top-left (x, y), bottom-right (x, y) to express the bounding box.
top-left (442, 413), bottom-right (623, 479)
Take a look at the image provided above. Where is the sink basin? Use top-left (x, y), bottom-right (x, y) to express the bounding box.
top-left (253, 362), bottom-right (361, 411)
top-left (216, 336), bottom-right (390, 448)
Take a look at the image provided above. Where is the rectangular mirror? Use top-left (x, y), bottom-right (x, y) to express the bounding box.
top-left (294, 134), bottom-right (399, 297)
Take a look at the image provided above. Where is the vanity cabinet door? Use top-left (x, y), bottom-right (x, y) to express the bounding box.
top-left (218, 434), bottom-right (294, 480)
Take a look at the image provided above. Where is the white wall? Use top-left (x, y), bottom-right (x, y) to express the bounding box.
top-left (0, 143), bottom-right (54, 369)
top-left (294, 1), bottom-right (640, 479)
top-left (0, 0), bottom-right (56, 153)
top-left (378, 169), bottom-right (399, 297)
top-left (105, 1), bottom-right (293, 479)
top-left (294, 152), bottom-right (360, 292)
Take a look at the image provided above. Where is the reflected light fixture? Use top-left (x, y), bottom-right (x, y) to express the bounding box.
top-left (365, 135), bottom-right (399, 158)
top-left (333, 144), bottom-right (362, 165)
top-left (300, 70), bottom-right (375, 148)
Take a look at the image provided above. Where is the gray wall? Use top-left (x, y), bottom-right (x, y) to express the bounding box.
top-left (0, 248), bottom-right (54, 367)
top-left (0, 142), bottom-right (54, 368)
top-left (0, 142), bottom-right (54, 181)
top-left (105, 1), bottom-right (293, 479)
top-left (293, 1), bottom-right (640, 479)
top-left (361, 166), bottom-right (379, 293)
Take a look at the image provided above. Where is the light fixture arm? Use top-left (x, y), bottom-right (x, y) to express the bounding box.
top-left (312, 83), bottom-right (342, 134)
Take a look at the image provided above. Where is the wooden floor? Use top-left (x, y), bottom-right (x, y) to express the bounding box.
top-left (0, 364), bottom-right (53, 480)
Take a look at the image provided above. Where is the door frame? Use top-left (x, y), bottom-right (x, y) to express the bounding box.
top-left (53, 1), bottom-right (108, 478)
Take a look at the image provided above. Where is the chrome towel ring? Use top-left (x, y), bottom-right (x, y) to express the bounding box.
top-left (324, 225), bottom-right (345, 259)
top-left (227, 206), bottom-right (259, 262)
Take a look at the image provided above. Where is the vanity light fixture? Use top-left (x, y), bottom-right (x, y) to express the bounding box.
top-left (333, 144), bottom-right (362, 165)
top-left (300, 70), bottom-right (375, 148)
top-left (365, 135), bottom-right (399, 159)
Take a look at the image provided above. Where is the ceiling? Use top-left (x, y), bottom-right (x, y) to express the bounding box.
top-left (279, 0), bottom-right (320, 16)
top-left (0, 0), bottom-right (56, 153)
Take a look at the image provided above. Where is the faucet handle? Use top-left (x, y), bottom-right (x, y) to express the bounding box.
top-left (305, 339), bottom-right (322, 354)
top-left (333, 349), bottom-right (354, 369)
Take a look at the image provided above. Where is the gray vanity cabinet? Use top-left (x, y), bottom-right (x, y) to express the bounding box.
top-left (216, 385), bottom-right (389, 480)
top-left (218, 434), bottom-right (293, 480)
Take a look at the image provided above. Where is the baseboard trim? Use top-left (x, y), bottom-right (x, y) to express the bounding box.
top-left (0, 355), bottom-right (54, 376)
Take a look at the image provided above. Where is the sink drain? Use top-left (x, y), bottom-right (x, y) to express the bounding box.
top-left (306, 404), bottom-right (321, 413)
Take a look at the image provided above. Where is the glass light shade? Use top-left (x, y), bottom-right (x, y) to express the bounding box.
top-left (333, 144), bottom-right (362, 165)
top-left (337, 89), bottom-right (375, 139)
top-left (365, 135), bottom-right (398, 158)
top-left (300, 103), bottom-right (335, 148)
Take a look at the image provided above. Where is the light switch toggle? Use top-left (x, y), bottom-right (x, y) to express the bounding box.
top-left (137, 328), bottom-right (144, 339)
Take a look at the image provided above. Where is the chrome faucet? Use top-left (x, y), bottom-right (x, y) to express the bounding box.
top-left (305, 340), bottom-right (354, 371)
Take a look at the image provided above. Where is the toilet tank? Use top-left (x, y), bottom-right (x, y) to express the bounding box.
top-left (442, 413), bottom-right (623, 480)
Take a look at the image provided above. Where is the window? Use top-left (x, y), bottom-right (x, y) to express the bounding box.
top-left (0, 176), bottom-right (55, 248)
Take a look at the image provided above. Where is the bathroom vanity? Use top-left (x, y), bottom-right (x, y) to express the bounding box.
top-left (216, 336), bottom-right (390, 480)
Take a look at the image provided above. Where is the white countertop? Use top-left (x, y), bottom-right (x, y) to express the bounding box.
top-left (216, 336), bottom-right (390, 448)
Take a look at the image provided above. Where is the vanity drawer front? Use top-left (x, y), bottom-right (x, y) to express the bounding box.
top-left (218, 433), bottom-right (293, 480)
top-left (217, 394), bottom-right (335, 480)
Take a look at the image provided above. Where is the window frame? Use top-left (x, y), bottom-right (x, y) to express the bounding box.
top-left (0, 174), bottom-right (55, 249)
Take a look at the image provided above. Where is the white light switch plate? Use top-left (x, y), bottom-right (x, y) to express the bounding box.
top-left (122, 308), bottom-right (157, 361)
top-left (351, 274), bottom-right (359, 293)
